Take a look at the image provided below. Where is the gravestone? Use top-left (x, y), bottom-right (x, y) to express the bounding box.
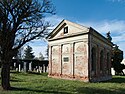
top-left (24, 62), bottom-right (28, 72)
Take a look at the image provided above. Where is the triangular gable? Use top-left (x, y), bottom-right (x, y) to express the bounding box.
top-left (47, 20), bottom-right (90, 39)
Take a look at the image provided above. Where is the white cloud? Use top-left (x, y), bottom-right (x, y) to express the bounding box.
top-left (112, 34), bottom-right (125, 57)
top-left (112, 33), bottom-right (125, 43)
top-left (108, 0), bottom-right (125, 2)
top-left (79, 20), bottom-right (125, 57)
top-left (79, 20), bottom-right (125, 35)
top-left (28, 15), bottom-right (125, 58)
top-left (45, 15), bottom-right (63, 26)
top-left (31, 45), bottom-right (47, 57)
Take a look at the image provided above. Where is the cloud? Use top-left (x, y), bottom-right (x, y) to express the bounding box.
top-left (31, 45), bottom-right (47, 57)
top-left (45, 15), bottom-right (63, 26)
top-left (78, 19), bottom-right (125, 38)
top-left (79, 20), bottom-right (125, 35)
top-left (28, 15), bottom-right (125, 57)
top-left (112, 33), bottom-right (125, 43)
top-left (28, 40), bottom-right (48, 57)
top-left (79, 20), bottom-right (125, 57)
top-left (108, 0), bottom-right (125, 2)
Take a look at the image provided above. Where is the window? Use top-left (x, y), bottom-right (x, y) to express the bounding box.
top-left (63, 57), bottom-right (69, 62)
top-left (91, 47), bottom-right (96, 71)
top-left (106, 53), bottom-right (110, 70)
top-left (64, 26), bottom-right (68, 34)
top-left (100, 50), bottom-right (104, 71)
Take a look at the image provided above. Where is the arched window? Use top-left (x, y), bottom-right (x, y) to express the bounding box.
top-left (106, 53), bottom-right (110, 70)
top-left (100, 50), bottom-right (104, 71)
top-left (91, 47), bottom-right (96, 71)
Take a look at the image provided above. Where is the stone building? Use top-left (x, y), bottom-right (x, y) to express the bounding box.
top-left (47, 20), bottom-right (113, 82)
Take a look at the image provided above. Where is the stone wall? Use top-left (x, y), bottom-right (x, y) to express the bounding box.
top-left (49, 39), bottom-right (89, 81)
top-left (89, 31), bottom-right (112, 82)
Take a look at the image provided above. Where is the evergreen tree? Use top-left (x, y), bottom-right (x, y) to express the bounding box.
top-left (24, 45), bottom-right (35, 60)
top-left (112, 44), bottom-right (125, 75)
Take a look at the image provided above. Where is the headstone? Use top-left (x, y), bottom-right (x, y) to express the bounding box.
top-left (123, 69), bottom-right (125, 74)
top-left (37, 69), bottom-right (39, 72)
top-left (21, 68), bottom-right (24, 72)
top-left (29, 62), bottom-right (32, 71)
top-left (19, 64), bottom-right (21, 72)
top-left (14, 62), bottom-right (16, 69)
top-left (39, 68), bottom-right (42, 73)
top-left (111, 68), bottom-right (115, 75)
top-left (43, 64), bottom-right (45, 73)
top-left (24, 62), bottom-right (28, 72)
top-left (16, 68), bottom-right (18, 71)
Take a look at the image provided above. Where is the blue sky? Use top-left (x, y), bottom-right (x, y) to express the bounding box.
top-left (29, 0), bottom-right (125, 58)
top-left (52, 0), bottom-right (125, 21)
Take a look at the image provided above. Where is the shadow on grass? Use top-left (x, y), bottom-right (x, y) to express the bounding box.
top-left (28, 71), bottom-right (42, 75)
top-left (102, 76), bottom-right (125, 83)
top-left (77, 87), bottom-right (125, 94)
top-left (10, 71), bottom-right (48, 76)
top-left (10, 71), bottom-right (20, 74)
top-left (10, 79), bottom-right (24, 82)
top-left (10, 87), bottom-right (71, 94)
top-left (10, 71), bottom-right (41, 75)
top-left (28, 72), bottom-right (48, 77)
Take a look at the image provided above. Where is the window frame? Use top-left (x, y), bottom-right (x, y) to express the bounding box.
top-left (64, 26), bottom-right (68, 34)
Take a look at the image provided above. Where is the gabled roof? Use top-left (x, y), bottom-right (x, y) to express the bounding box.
top-left (47, 19), bottom-right (113, 46)
top-left (47, 19), bottom-right (90, 39)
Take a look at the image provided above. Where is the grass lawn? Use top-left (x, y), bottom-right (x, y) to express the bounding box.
top-left (0, 72), bottom-right (125, 94)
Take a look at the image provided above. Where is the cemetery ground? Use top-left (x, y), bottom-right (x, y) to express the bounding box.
top-left (0, 71), bottom-right (125, 94)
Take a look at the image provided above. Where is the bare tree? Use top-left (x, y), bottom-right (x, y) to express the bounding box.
top-left (0, 0), bottom-right (55, 90)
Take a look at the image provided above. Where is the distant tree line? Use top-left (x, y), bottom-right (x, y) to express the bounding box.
top-left (16, 45), bottom-right (45, 61)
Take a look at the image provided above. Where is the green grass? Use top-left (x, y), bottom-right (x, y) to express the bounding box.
top-left (0, 72), bottom-right (125, 94)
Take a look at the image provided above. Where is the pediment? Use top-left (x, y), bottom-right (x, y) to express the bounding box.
top-left (47, 20), bottom-right (90, 40)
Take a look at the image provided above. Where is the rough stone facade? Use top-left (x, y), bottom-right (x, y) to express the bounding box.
top-left (47, 20), bottom-right (113, 82)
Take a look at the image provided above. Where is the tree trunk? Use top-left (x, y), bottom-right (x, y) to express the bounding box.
top-left (0, 49), bottom-right (17, 90)
top-left (1, 62), bottom-right (11, 90)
